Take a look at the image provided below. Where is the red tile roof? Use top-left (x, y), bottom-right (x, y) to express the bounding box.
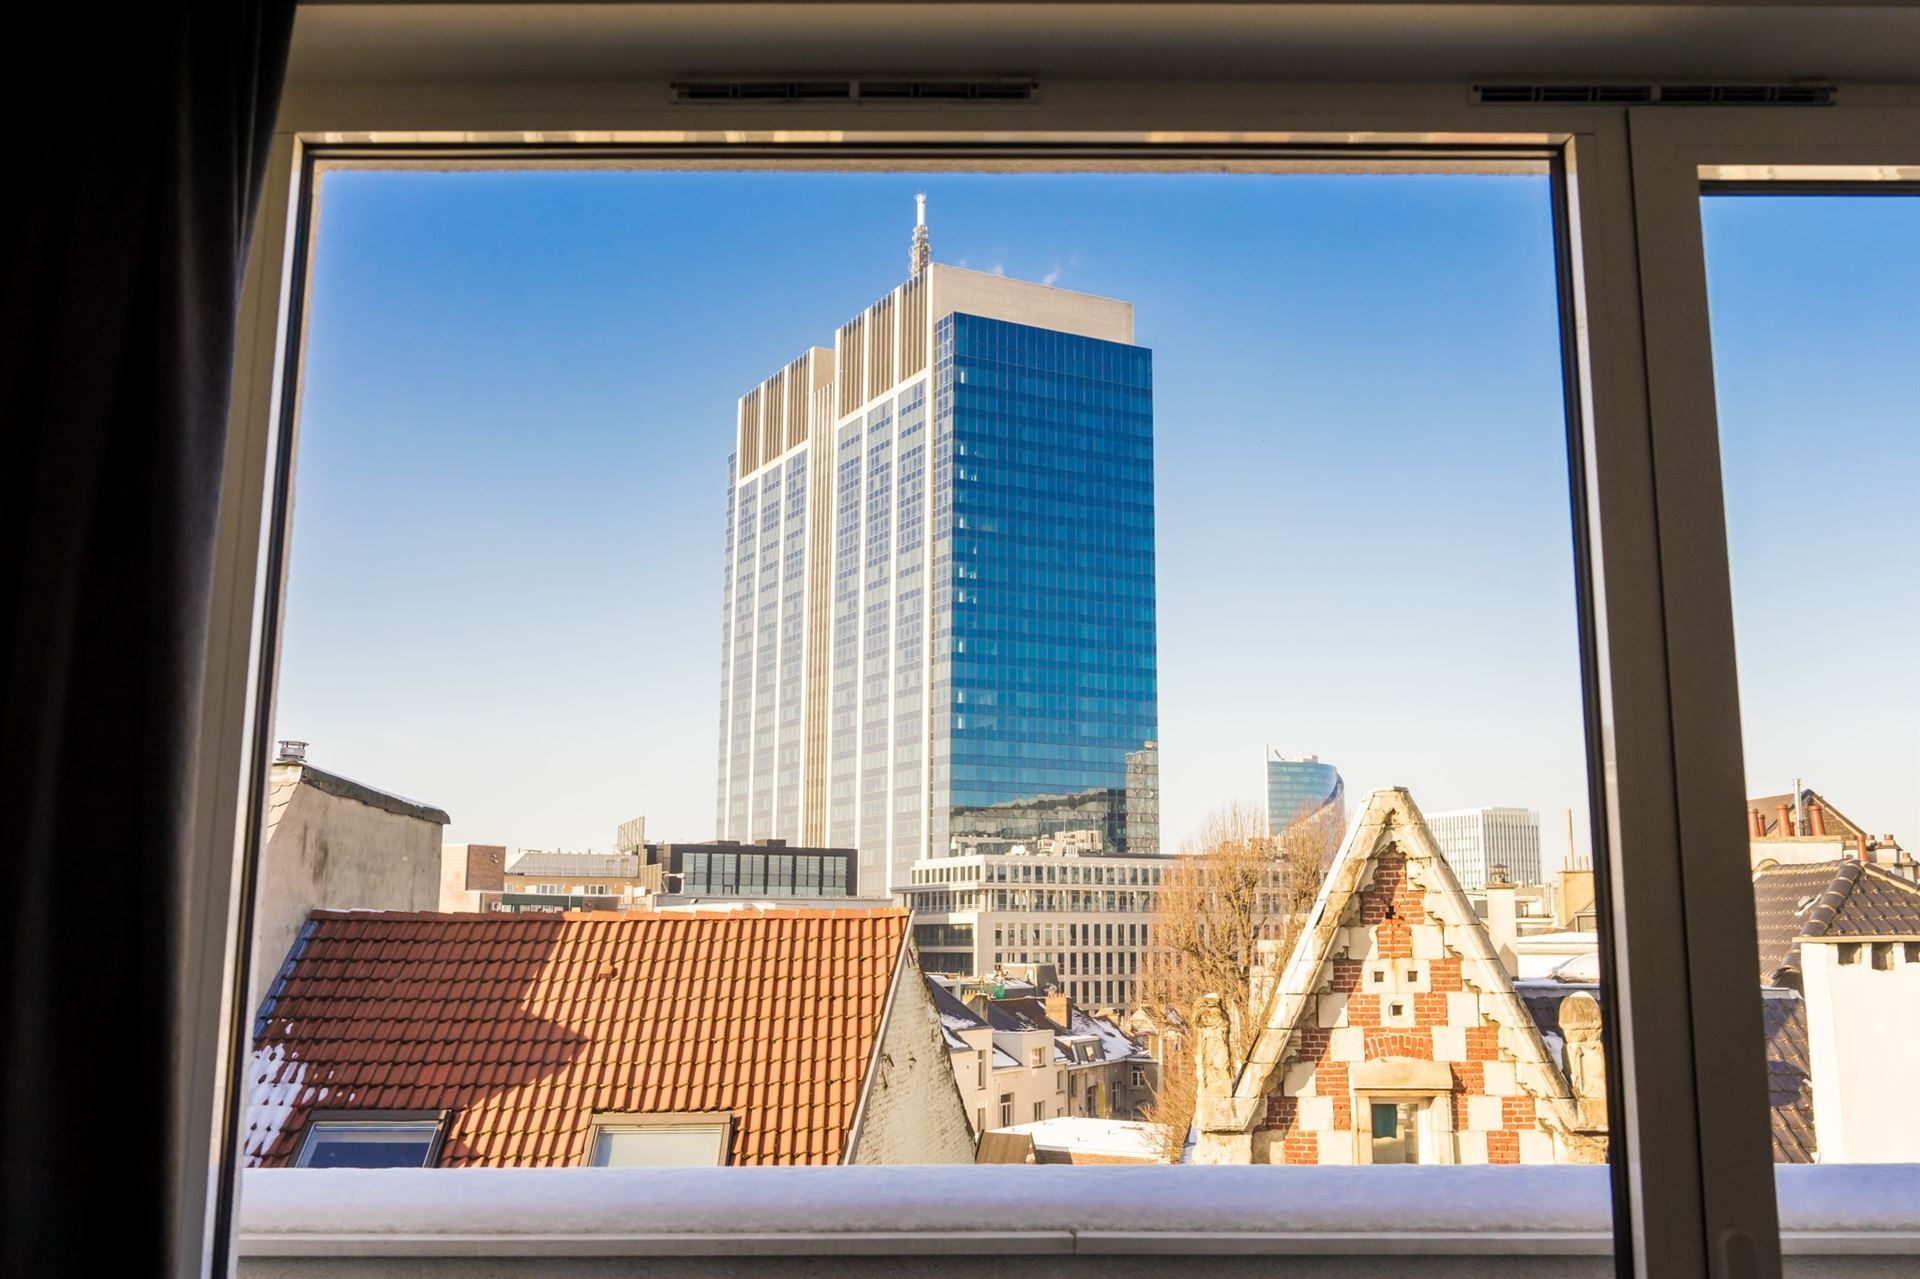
top-left (245, 909), bottom-right (910, 1167)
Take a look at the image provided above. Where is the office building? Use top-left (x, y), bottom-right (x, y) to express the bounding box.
top-left (1427, 806), bottom-right (1544, 891)
top-left (898, 847), bottom-right (1177, 1007)
top-left (714, 201), bottom-right (1159, 896)
top-left (1266, 752), bottom-right (1344, 834)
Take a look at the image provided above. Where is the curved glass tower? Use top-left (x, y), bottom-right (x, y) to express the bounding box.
top-left (1267, 753), bottom-right (1345, 834)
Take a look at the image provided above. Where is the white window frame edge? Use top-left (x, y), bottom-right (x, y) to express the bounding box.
top-left (1621, 103), bottom-right (1920, 1279)
top-left (180, 75), bottom-right (1918, 1279)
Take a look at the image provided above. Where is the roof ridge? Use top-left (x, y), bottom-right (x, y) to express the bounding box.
top-left (1800, 860), bottom-right (1864, 940)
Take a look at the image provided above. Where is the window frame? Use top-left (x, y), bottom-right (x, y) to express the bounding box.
top-left (584, 1112), bottom-right (735, 1169)
top-left (291, 1109), bottom-right (449, 1171)
top-left (1620, 105), bottom-right (1920, 1279)
top-left (183, 74), bottom-right (1920, 1279)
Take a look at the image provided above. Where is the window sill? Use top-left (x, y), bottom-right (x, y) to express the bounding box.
top-left (237, 1164), bottom-right (1920, 1258)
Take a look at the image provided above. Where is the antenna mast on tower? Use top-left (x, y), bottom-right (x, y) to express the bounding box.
top-left (910, 193), bottom-right (931, 276)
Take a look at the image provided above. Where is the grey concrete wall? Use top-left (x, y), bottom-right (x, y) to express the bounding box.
top-left (249, 767), bottom-right (446, 1017)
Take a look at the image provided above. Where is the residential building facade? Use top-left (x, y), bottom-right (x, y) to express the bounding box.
top-left (1266, 752), bottom-right (1344, 834)
top-left (713, 212), bottom-right (1159, 898)
top-left (1752, 858), bottom-right (1920, 1162)
top-left (250, 742), bottom-right (450, 1015)
top-left (930, 975), bottom-right (1156, 1138)
top-left (1426, 806), bottom-right (1544, 892)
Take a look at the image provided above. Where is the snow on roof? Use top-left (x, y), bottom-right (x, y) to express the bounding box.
top-left (992, 1117), bottom-right (1163, 1162)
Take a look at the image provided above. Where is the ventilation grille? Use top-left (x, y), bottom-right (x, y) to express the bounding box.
top-left (1475, 83), bottom-right (1835, 107)
top-left (673, 79), bottom-right (1036, 105)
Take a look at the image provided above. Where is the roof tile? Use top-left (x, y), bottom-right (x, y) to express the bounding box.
top-left (245, 908), bottom-right (909, 1168)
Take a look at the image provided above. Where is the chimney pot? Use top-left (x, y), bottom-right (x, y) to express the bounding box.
top-left (1808, 802), bottom-right (1827, 838)
top-left (1856, 834), bottom-right (1870, 864)
top-left (276, 739), bottom-right (308, 763)
top-left (1748, 808), bottom-right (1765, 839)
top-left (1776, 803), bottom-right (1792, 837)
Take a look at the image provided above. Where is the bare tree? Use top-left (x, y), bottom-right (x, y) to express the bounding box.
top-left (1140, 798), bottom-right (1343, 1161)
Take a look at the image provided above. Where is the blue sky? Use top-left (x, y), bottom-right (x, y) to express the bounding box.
top-left (1702, 195), bottom-right (1918, 845)
top-left (275, 170), bottom-right (1913, 865)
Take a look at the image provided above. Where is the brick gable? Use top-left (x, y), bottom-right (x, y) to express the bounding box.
top-left (1194, 789), bottom-right (1599, 1166)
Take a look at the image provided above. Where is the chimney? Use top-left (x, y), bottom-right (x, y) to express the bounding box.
top-left (1045, 991), bottom-right (1072, 1030)
top-left (1484, 878), bottom-right (1519, 978)
top-left (1808, 802), bottom-right (1827, 838)
top-left (1776, 803), bottom-right (1792, 838)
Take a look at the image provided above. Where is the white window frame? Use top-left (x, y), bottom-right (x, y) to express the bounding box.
top-left (174, 50), bottom-right (1920, 1279)
top-left (585, 1112), bottom-right (734, 1168)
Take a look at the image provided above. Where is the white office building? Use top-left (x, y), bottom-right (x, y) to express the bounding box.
top-left (1427, 806), bottom-right (1544, 890)
top-left (899, 848), bottom-right (1176, 1008)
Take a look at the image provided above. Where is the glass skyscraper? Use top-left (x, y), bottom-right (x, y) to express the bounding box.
top-left (714, 218), bottom-right (1158, 896)
top-left (1267, 752), bottom-right (1345, 834)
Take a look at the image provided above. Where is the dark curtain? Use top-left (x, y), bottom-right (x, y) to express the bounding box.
top-left (0, 3), bottom-right (295, 1274)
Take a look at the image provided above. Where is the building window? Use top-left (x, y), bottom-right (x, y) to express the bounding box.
top-left (976, 1050), bottom-right (986, 1087)
top-left (1131, 1067), bottom-right (1145, 1088)
top-left (587, 1113), bottom-right (733, 1167)
top-left (1368, 1101), bottom-right (1425, 1166)
top-left (294, 1114), bottom-right (445, 1169)
top-left (1056, 1070), bottom-right (1065, 1091)
top-left (1029, 1047), bottom-right (1045, 1068)
top-left (975, 1107), bottom-right (985, 1134)
top-left (1033, 1101), bottom-right (1046, 1122)
top-left (998, 1093), bottom-right (1013, 1128)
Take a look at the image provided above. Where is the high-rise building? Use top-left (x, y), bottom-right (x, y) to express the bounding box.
top-left (1266, 752), bottom-right (1344, 834)
top-left (715, 203), bottom-right (1159, 897)
top-left (1427, 806), bottom-right (1544, 890)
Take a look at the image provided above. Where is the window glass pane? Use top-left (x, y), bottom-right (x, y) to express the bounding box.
top-left (256, 166), bottom-right (1610, 1215)
top-left (1703, 191), bottom-right (1920, 1172)
top-left (297, 1122), bottom-right (438, 1169)
top-left (591, 1124), bottom-right (729, 1168)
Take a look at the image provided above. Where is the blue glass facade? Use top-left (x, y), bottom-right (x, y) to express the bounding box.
top-left (717, 271), bottom-right (1159, 894)
top-left (933, 313), bottom-right (1158, 857)
top-left (1267, 756), bottom-right (1345, 834)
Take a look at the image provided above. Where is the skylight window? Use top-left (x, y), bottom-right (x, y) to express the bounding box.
top-left (295, 1115), bottom-right (445, 1169)
top-left (587, 1114), bottom-right (733, 1168)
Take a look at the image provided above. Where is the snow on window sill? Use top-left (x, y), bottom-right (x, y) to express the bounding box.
top-left (237, 1164), bottom-right (1920, 1258)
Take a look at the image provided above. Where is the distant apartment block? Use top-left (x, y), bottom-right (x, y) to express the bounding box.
top-left (899, 848), bottom-right (1175, 1007)
top-left (1427, 806), bottom-right (1543, 891)
top-left (1267, 752), bottom-right (1344, 834)
top-left (437, 842), bottom-right (505, 912)
top-left (714, 204), bottom-right (1159, 897)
